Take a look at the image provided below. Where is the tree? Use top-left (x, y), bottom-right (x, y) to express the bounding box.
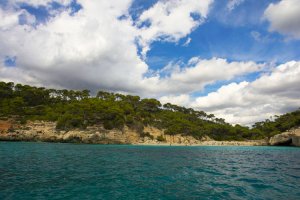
top-left (1, 81), bottom-right (299, 141)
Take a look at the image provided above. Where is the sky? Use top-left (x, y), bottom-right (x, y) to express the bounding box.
top-left (0, 0), bottom-right (300, 125)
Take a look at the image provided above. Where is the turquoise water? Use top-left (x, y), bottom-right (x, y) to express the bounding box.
top-left (0, 142), bottom-right (300, 199)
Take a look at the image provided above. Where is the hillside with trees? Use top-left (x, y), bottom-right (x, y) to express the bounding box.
top-left (0, 81), bottom-right (299, 141)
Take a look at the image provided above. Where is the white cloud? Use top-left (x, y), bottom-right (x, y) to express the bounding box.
top-left (190, 61), bottom-right (300, 125)
top-left (160, 94), bottom-right (191, 107)
top-left (227, 0), bottom-right (245, 11)
top-left (139, 57), bottom-right (263, 96)
top-left (0, 9), bottom-right (21, 30)
top-left (250, 31), bottom-right (273, 43)
top-left (136, 0), bottom-right (213, 56)
top-left (264, 0), bottom-right (300, 39)
top-left (251, 31), bottom-right (261, 41)
top-left (1, 0), bottom-right (299, 126)
top-left (0, 65), bottom-right (43, 86)
top-left (182, 37), bottom-right (192, 47)
top-left (0, 0), bottom-right (148, 92)
top-left (1, 0), bottom-right (258, 97)
top-left (0, 0), bottom-right (217, 93)
top-left (169, 58), bottom-right (261, 85)
top-left (8, 0), bottom-right (72, 7)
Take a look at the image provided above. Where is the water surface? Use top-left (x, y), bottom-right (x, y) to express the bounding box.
top-left (0, 142), bottom-right (300, 199)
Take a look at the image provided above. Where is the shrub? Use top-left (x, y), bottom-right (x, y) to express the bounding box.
top-left (56, 114), bottom-right (86, 130)
top-left (8, 126), bottom-right (15, 132)
top-left (140, 132), bottom-right (154, 140)
top-left (156, 135), bottom-right (166, 142)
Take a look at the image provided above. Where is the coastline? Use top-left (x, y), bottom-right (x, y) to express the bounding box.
top-left (0, 140), bottom-right (268, 147)
top-left (0, 120), bottom-right (299, 147)
top-left (132, 140), bottom-right (268, 146)
top-left (0, 131), bottom-right (268, 147)
top-left (0, 133), bottom-right (269, 147)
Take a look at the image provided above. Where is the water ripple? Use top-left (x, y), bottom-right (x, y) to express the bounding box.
top-left (0, 143), bottom-right (300, 199)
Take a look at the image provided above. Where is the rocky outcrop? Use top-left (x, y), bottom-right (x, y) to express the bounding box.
top-left (0, 121), bottom-right (142, 144)
top-left (292, 135), bottom-right (300, 146)
top-left (0, 120), bottom-right (269, 146)
top-left (269, 128), bottom-right (300, 147)
top-left (269, 133), bottom-right (293, 146)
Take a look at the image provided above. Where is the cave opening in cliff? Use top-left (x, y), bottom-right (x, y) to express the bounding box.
top-left (275, 138), bottom-right (293, 146)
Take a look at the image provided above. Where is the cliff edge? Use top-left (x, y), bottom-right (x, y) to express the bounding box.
top-left (269, 128), bottom-right (300, 147)
top-left (0, 120), bottom-right (268, 146)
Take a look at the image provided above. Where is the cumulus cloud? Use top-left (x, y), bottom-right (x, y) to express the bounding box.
top-left (139, 57), bottom-right (264, 96)
top-left (1, 0), bottom-right (255, 97)
top-left (160, 94), bottom-right (191, 107)
top-left (264, 0), bottom-right (300, 39)
top-left (136, 0), bottom-right (213, 56)
top-left (0, 65), bottom-right (38, 85)
top-left (0, 0), bottom-right (215, 93)
top-left (7, 0), bottom-right (72, 7)
top-left (1, 0), bottom-right (299, 126)
top-left (0, 9), bottom-right (22, 29)
top-left (190, 61), bottom-right (300, 125)
top-left (0, 0), bottom-right (147, 92)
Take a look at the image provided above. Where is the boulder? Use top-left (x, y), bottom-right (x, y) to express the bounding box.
top-left (269, 132), bottom-right (292, 145)
top-left (269, 128), bottom-right (300, 147)
top-left (291, 128), bottom-right (300, 147)
top-left (292, 136), bottom-right (300, 147)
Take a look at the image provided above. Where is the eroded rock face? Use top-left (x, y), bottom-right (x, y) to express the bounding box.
top-left (291, 129), bottom-right (300, 147)
top-left (269, 128), bottom-right (300, 147)
top-left (269, 133), bottom-right (292, 146)
top-left (0, 121), bottom-right (141, 144)
top-left (0, 120), bottom-right (270, 146)
top-left (292, 136), bottom-right (300, 146)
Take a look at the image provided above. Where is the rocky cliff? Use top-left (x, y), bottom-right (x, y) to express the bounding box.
top-left (269, 128), bottom-right (300, 147)
top-left (0, 120), bottom-right (141, 144)
top-left (0, 120), bottom-right (270, 146)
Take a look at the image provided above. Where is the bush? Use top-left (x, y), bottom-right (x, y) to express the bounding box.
top-left (103, 120), bottom-right (114, 130)
top-left (1, 81), bottom-right (300, 141)
top-left (8, 126), bottom-right (15, 132)
top-left (128, 121), bottom-right (144, 134)
top-left (140, 132), bottom-right (154, 139)
top-left (156, 135), bottom-right (166, 142)
top-left (56, 114), bottom-right (86, 130)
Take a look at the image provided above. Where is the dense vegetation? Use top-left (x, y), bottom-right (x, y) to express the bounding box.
top-left (0, 82), bottom-right (299, 140)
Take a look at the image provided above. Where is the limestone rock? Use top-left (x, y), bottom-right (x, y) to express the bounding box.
top-left (269, 132), bottom-right (292, 145)
top-left (269, 128), bottom-right (300, 147)
top-left (291, 128), bottom-right (300, 147)
top-left (292, 136), bottom-right (300, 147)
top-left (0, 120), bottom-right (277, 146)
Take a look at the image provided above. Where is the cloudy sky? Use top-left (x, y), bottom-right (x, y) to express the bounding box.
top-left (0, 0), bottom-right (300, 125)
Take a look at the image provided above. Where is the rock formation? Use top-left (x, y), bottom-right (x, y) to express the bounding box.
top-left (0, 120), bottom-right (272, 146)
top-left (269, 128), bottom-right (300, 147)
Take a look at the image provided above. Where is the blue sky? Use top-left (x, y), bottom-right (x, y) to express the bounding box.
top-left (3, 0), bottom-right (300, 68)
top-left (0, 0), bottom-right (299, 125)
top-left (146, 0), bottom-right (300, 67)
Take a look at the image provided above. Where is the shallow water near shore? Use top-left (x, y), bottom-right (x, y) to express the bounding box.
top-left (1, 142), bottom-right (300, 199)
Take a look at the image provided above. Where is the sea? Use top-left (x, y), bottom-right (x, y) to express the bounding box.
top-left (0, 142), bottom-right (300, 200)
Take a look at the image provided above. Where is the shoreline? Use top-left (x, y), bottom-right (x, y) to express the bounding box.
top-left (132, 140), bottom-right (269, 146)
top-left (0, 138), bottom-right (269, 146)
top-left (132, 143), bottom-right (268, 147)
top-left (0, 120), bottom-right (269, 147)
top-left (2, 139), bottom-right (300, 147)
top-left (0, 120), bottom-right (299, 147)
